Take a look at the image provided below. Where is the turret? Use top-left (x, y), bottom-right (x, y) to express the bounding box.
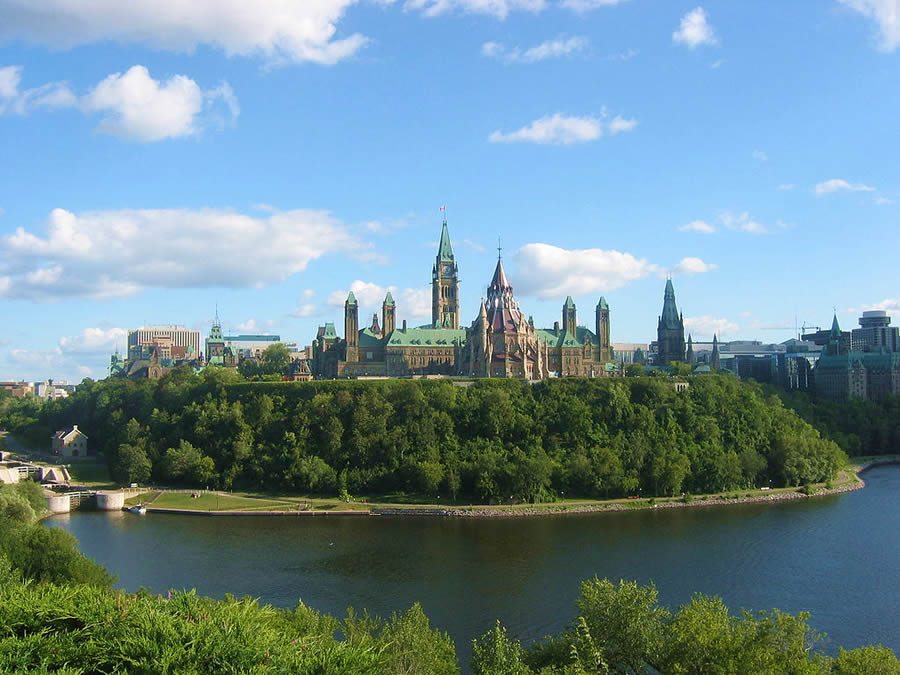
top-left (563, 296), bottom-right (576, 335)
top-left (344, 291), bottom-right (358, 362)
top-left (382, 292), bottom-right (395, 336)
top-left (686, 334), bottom-right (695, 365)
top-left (710, 334), bottom-right (720, 371)
top-left (596, 297), bottom-right (610, 357)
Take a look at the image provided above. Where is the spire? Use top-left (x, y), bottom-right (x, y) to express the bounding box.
top-left (564, 296), bottom-right (576, 309)
top-left (383, 291), bottom-right (395, 306)
top-left (437, 220), bottom-right (454, 262)
top-left (597, 296), bottom-right (608, 310)
top-left (660, 279), bottom-right (681, 329)
top-left (346, 291), bottom-right (357, 306)
top-left (830, 313), bottom-right (841, 336)
top-left (686, 334), bottom-right (695, 365)
top-left (711, 334), bottom-right (720, 370)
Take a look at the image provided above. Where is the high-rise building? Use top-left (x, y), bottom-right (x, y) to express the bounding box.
top-left (851, 310), bottom-right (899, 352)
top-left (128, 325), bottom-right (201, 361)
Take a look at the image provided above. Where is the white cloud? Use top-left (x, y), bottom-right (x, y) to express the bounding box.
top-left (292, 303), bottom-right (319, 318)
top-left (0, 65), bottom-right (237, 142)
top-left (0, 1), bottom-right (367, 66)
top-left (77, 366), bottom-right (93, 376)
top-left (864, 298), bottom-right (900, 311)
top-left (720, 211), bottom-right (768, 234)
top-left (561, 0), bottom-right (630, 11)
top-left (679, 220), bottom-right (716, 234)
top-left (673, 7), bottom-right (718, 49)
top-left (58, 327), bottom-right (127, 354)
top-left (672, 257), bottom-right (717, 276)
top-left (237, 319), bottom-right (264, 333)
top-left (815, 178), bottom-right (876, 195)
top-left (328, 280), bottom-right (396, 308)
top-left (489, 111), bottom-right (636, 145)
top-left (302, 289), bottom-right (316, 300)
top-left (684, 316), bottom-right (739, 337)
top-left (482, 35), bottom-right (588, 63)
top-left (512, 243), bottom-right (657, 299)
top-left (462, 238), bottom-right (486, 252)
top-left (839, 0), bottom-right (900, 51)
top-left (608, 115), bottom-right (638, 134)
top-left (875, 196), bottom-right (895, 205)
top-left (605, 48), bottom-right (639, 61)
top-left (401, 288), bottom-right (432, 318)
top-left (777, 184), bottom-right (795, 191)
top-left (327, 280), bottom-right (431, 318)
top-left (0, 207), bottom-right (375, 301)
top-left (0, 64), bottom-right (76, 115)
top-left (752, 150), bottom-right (768, 162)
top-left (403, 0), bottom-right (545, 19)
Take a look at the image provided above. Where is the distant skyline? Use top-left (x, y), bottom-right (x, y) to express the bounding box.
top-left (1, 1), bottom-right (898, 382)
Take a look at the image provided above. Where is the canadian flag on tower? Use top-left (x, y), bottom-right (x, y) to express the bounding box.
top-left (439, 205), bottom-right (446, 211)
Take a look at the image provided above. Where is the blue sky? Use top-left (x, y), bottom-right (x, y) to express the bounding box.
top-left (1, 0), bottom-right (898, 382)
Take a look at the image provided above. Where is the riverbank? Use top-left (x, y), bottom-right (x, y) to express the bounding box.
top-left (127, 455), bottom-right (900, 519)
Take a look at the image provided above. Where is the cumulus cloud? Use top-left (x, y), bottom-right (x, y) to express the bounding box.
top-left (327, 280), bottom-right (432, 319)
top-left (684, 316), bottom-right (739, 337)
top-left (720, 211), bottom-right (768, 234)
top-left (0, 207), bottom-right (375, 301)
top-left (481, 35), bottom-right (588, 63)
top-left (815, 178), bottom-right (876, 195)
top-left (292, 303), bottom-right (319, 318)
top-left (671, 257), bottom-right (717, 276)
top-left (58, 327), bottom-right (127, 354)
top-left (673, 7), bottom-right (718, 48)
top-left (875, 196), bottom-right (895, 205)
top-left (679, 220), bottom-right (716, 234)
top-left (512, 243), bottom-right (657, 299)
top-left (0, 0), bottom-right (367, 65)
top-left (0, 64), bottom-right (237, 142)
top-left (489, 111), bottom-right (637, 145)
top-left (839, 0), bottom-right (900, 51)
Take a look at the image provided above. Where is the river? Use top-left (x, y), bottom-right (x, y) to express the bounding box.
top-left (46, 465), bottom-right (900, 668)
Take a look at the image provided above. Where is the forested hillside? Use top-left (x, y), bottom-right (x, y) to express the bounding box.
top-left (0, 371), bottom-right (845, 500)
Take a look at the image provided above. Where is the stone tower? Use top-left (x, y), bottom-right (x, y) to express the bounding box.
top-left (596, 297), bottom-right (610, 360)
top-left (432, 218), bottom-right (459, 329)
top-left (563, 296), bottom-right (577, 335)
top-left (344, 291), bottom-right (359, 363)
top-left (686, 334), bottom-right (695, 365)
top-left (657, 278), bottom-right (685, 365)
top-left (382, 292), bottom-right (395, 336)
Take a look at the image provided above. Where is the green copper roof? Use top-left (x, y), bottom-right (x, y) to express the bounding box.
top-left (437, 221), bottom-right (454, 262)
top-left (358, 327), bottom-right (383, 349)
top-left (383, 291), bottom-right (395, 306)
top-left (321, 323), bottom-right (337, 338)
top-left (830, 314), bottom-right (841, 336)
top-left (564, 296), bottom-right (575, 309)
top-left (597, 297), bottom-right (608, 310)
top-left (536, 326), bottom-right (599, 348)
top-left (387, 327), bottom-right (467, 347)
top-left (346, 291), bottom-right (357, 305)
top-left (660, 279), bottom-right (681, 329)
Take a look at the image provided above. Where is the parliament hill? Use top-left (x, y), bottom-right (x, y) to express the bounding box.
top-left (311, 219), bottom-right (618, 379)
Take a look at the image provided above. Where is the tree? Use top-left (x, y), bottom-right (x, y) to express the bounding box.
top-left (113, 442), bottom-right (152, 486)
top-left (163, 440), bottom-right (216, 485)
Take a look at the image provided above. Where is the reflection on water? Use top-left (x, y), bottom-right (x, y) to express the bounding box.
top-left (47, 466), bottom-right (900, 669)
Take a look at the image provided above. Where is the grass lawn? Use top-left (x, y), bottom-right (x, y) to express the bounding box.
top-left (151, 492), bottom-right (298, 512)
top-left (66, 462), bottom-right (116, 489)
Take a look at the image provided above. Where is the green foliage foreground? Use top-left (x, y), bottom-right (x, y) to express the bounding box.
top-left (0, 565), bottom-right (896, 675)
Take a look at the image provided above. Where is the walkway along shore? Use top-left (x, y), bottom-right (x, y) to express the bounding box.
top-left (140, 457), bottom-right (899, 519)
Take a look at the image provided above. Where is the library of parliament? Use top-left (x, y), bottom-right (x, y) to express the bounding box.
top-left (311, 219), bottom-right (617, 379)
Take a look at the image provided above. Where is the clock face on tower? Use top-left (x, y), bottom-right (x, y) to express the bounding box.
top-left (442, 263), bottom-right (453, 276)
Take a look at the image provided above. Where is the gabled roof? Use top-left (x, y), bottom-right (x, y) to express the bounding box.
top-left (437, 220), bottom-right (455, 262)
top-left (359, 327), bottom-right (384, 349)
top-left (536, 326), bottom-right (600, 348)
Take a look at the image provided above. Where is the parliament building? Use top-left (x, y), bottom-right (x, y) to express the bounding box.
top-left (311, 219), bottom-right (618, 379)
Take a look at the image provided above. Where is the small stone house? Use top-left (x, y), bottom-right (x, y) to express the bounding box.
top-left (51, 425), bottom-right (89, 457)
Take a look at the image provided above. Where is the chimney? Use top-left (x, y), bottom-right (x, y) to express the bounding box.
top-left (554, 321), bottom-right (560, 336)
top-left (402, 320), bottom-right (407, 332)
